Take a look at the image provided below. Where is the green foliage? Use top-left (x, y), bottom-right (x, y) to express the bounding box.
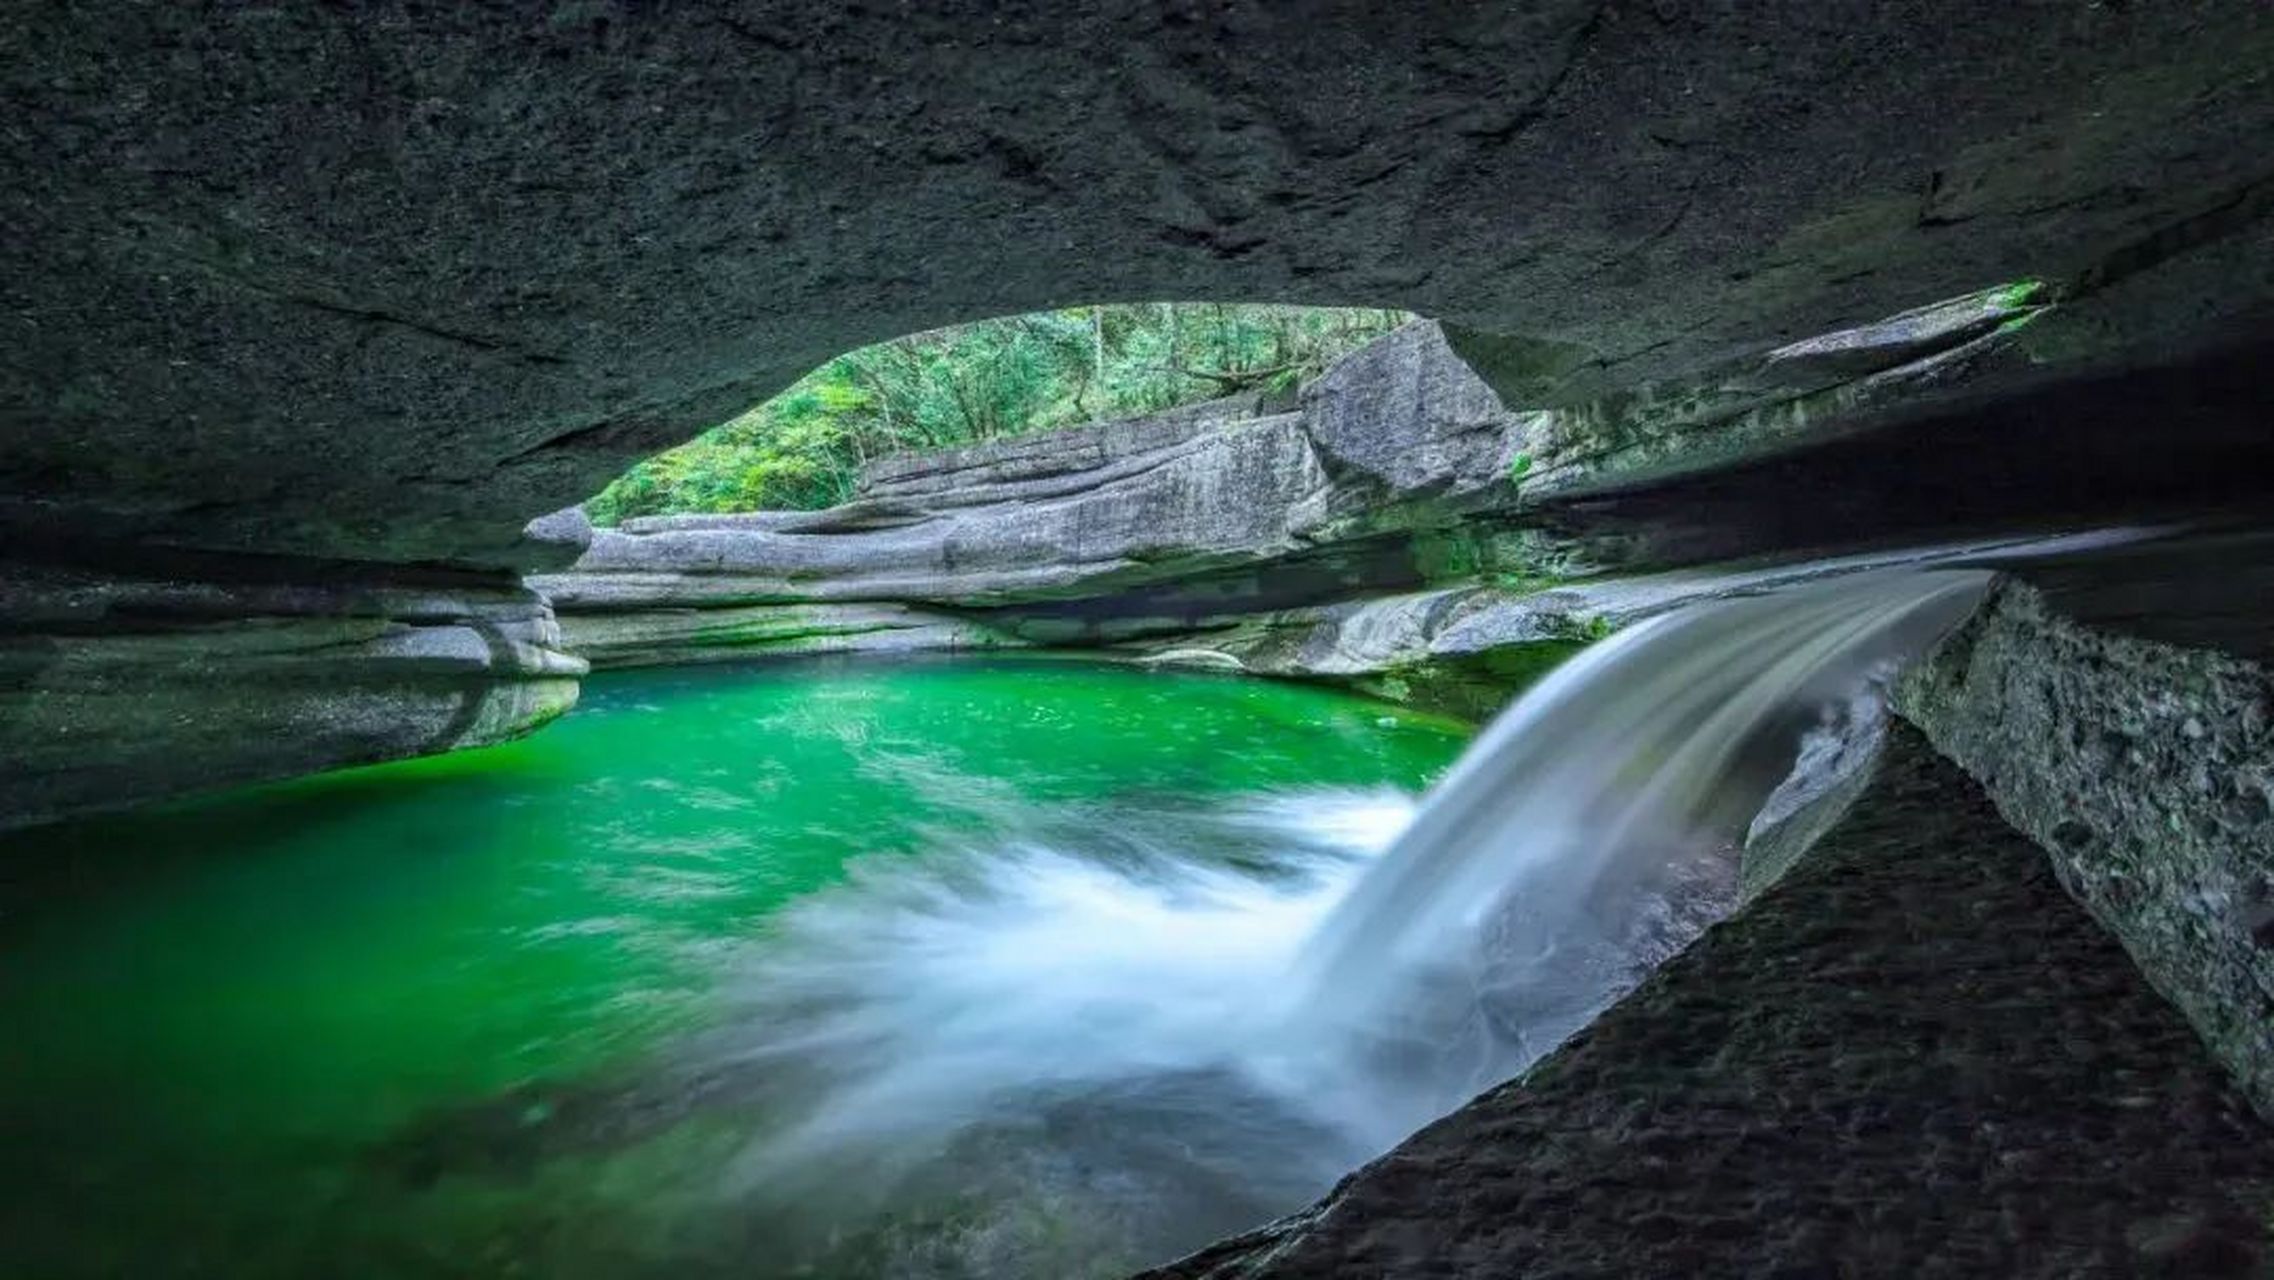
top-left (586, 303), bottom-right (1412, 522)
top-left (1505, 450), bottom-right (1534, 484)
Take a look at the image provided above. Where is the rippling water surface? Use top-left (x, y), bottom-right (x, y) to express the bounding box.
top-left (0, 659), bottom-right (1471, 1279)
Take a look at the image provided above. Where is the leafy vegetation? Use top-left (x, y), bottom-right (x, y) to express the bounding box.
top-left (587, 303), bottom-right (1412, 523)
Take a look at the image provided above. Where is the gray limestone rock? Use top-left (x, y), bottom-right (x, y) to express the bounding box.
top-left (1898, 575), bottom-right (2274, 1119)
top-left (533, 326), bottom-right (1530, 625)
top-left (0, 559), bottom-right (586, 830)
top-left (555, 601), bottom-right (1023, 671)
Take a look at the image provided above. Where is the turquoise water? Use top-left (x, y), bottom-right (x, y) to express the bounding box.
top-left (0, 659), bottom-right (1468, 1278)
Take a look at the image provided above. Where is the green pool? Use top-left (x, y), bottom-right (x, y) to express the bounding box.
top-left (0, 659), bottom-right (1467, 1278)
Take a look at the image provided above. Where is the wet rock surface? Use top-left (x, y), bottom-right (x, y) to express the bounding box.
top-left (0, 553), bottom-right (585, 829)
top-left (555, 600), bottom-right (1023, 671)
top-left (1094, 540), bottom-right (2033, 719)
top-left (1138, 724), bottom-right (2274, 1279)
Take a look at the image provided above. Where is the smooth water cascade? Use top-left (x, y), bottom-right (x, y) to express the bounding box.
top-left (0, 570), bottom-right (1990, 1279)
top-left (1292, 569), bottom-right (1997, 1099)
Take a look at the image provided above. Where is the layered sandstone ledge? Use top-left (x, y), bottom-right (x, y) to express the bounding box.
top-left (532, 303), bottom-right (2058, 709)
top-left (0, 556), bottom-right (585, 829)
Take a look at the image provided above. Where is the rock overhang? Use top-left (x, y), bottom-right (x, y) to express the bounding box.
top-left (3, 3), bottom-right (2270, 569)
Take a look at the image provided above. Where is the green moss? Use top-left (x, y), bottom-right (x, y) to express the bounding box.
top-left (1352, 638), bottom-right (1592, 722)
top-left (1412, 530), bottom-right (1485, 584)
top-left (1477, 637), bottom-right (1592, 683)
top-left (1994, 310), bottom-right (2046, 336)
top-left (1506, 450), bottom-right (1534, 484)
top-left (1990, 280), bottom-right (2046, 311)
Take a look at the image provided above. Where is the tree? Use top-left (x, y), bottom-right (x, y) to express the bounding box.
top-left (585, 303), bottom-right (1413, 523)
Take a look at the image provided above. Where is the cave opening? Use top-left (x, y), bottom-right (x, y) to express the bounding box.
top-left (20, 279), bottom-right (2264, 1277)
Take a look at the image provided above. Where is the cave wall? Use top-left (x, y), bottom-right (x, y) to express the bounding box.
top-left (1898, 563), bottom-right (2274, 1119)
top-left (3, 10), bottom-right (2272, 1268)
top-left (5, 2), bottom-right (2270, 570)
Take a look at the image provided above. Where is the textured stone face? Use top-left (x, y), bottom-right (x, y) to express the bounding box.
top-left (1084, 540), bottom-right (2024, 720)
top-left (3, 3), bottom-right (2270, 568)
top-left (1296, 323), bottom-right (1523, 500)
top-left (1899, 576), bottom-right (2274, 1119)
top-left (543, 308), bottom-right (2058, 641)
top-left (541, 410), bottom-right (1346, 609)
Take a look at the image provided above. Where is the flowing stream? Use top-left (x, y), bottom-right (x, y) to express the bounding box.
top-left (0, 570), bottom-right (1989, 1279)
top-left (1293, 568), bottom-right (1996, 1082)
